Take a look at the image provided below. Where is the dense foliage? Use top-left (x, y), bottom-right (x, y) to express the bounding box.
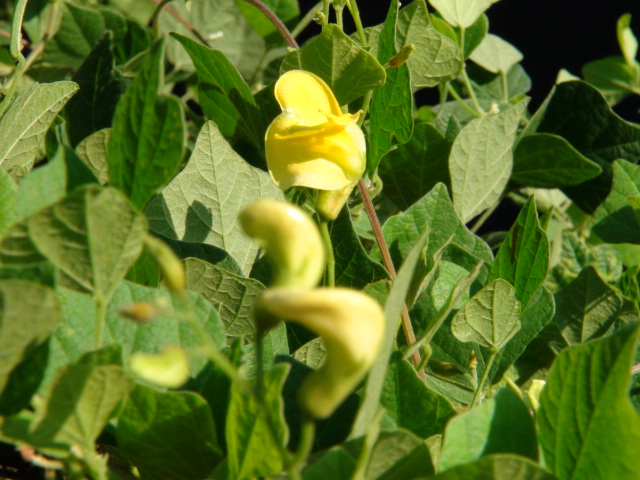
top-left (0, 0), bottom-right (639, 479)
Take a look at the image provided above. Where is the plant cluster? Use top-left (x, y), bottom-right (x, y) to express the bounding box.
top-left (0, 0), bottom-right (639, 479)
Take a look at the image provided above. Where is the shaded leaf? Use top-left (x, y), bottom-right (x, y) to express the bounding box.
top-left (75, 128), bottom-right (110, 185)
top-left (0, 170), bottom-right (17, 237)
top-left (432, 454), bottom-right (556, 480)
top-left (538, 323), bottom-right (640, 480)
top-left (107, 39), bottom-right (185, 209)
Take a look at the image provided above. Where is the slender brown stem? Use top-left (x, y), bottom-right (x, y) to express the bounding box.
top-left (632, 364), bottom-right (640, 375)
top-left (242, 0), bottom-right (299, 49)
top-left (0, 29), bottom-right (29, 46)
top-left (358, 180), bottom-right (423, 377)
top-left (149, 0), bottom-right (211, 46)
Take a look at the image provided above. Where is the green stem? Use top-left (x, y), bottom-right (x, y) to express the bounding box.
top-left (319, 220), bottom-right (335, 287)
top-left (471, 347), bottom-right (498, 407)
top-left (150, 0), bottom-right (175, 35)
top-left (290, 1), bottom-right (323, 39)
top-left (322, 0), bottom-right (331, 26)
top-left (500, 70), bottom-right (509, 103)
top-left (347, 0), bottom-right (367, 47)
top-left (243, 0), bottom-right (299, 48)
top-left (335, 4), bottom-right (344, 30)
top-left (351, 409), bottom-right (383, 480)
top-left (0, 0), bottom-right (28, 116)
top-left (470, 201), bottom-right (500, 234)
top-left (459, 26), bottom-right (485, 116)
top-left (446, 84), bottom-right (481, 118)
top-left (288, 414), bottom-right (316, 478)
top-left (94, 295), bottom-right (107, 349)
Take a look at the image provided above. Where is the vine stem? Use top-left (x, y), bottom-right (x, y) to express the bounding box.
top-left (149, 0), bottom-right (211, 46)
top-left (458, 26), bottom-right (485, 117)
top-left (242, 0), bottom-right (299, 48)
top-left (0, 0), bottom-right (28, 116)
top-left (287, 413), bottom-right (316, 479)
top-left (358, 180), bottom-right (423, 377)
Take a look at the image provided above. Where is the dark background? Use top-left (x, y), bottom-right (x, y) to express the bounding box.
top-left (296, 0), bottom-right (640, 118)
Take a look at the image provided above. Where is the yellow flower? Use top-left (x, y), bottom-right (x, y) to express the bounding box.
top-left (256, 287), bottom-right (384, 419)
top-left (266, 70), bottom-right (366, 220)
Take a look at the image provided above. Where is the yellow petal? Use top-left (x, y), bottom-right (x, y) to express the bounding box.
top-left (129, 346), bottom-right (190, 388)
top-left (274, 70), bottom-right (342, 122)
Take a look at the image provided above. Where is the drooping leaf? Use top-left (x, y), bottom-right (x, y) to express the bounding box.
top-left (512, 133), bottom-right (602, 188)
top-left (450, 99), bottom-right (527, 223)
top-left (395, 0), bottom-right (462, 88)
top-left (172, 33), bottom-right (263, 148)
top-left (107, 39), bottom-right (185, 209)
top-left (145, 121), bottom-right (284, 275)
top-left (451, 278), bottom-right (521, 349)
top-left (526, 81), bottom-right (640, 213)
top-left (329, 208), bottom-right (389, 289)
top-left (469, 34), bottom-right (523, 73)
top-left (66, 32), bottom-right (125, 147)
top-left (592, 160), bottom-right (640, 244)
top-left (27, 185), bottom-right (146, 295)
top-left (378, 123), bottom-right (452, 210)
top-left (226, 363), bottom-right (289, 480)
top-left (428, 0), bottom-right (500, 28)
top-left (117, 385), bottom-right (222, 480)
top-left (538, 322), bottom-right (640, 480)
top-left (439, 388), bottom-right (538, 470)
top-left (281, 24), bottom-right (386, 106)
top-left (380, 352), bottom-right (456, 439)
top-left (0, 81), bottom-right (78, 179)
top-left (432, 454), bottom-right (556, 480)
top-left (553, 266), bottom-right (627, 346)
top-left (368, 0), bottom-right (413, 174)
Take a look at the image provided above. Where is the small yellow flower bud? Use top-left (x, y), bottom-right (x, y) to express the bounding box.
top-left (240, 200), bottom-right (325, 289)
top-left (119, 302), bottom-right (160, 323)
top-left (129, 346), bottom-right (190, 389)
top-left (257, 287), bottom-right (384, 419)
top-left (265, 70), bottom-right (367, 220)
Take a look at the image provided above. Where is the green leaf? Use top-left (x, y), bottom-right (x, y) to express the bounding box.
top-left (107, 39), bottom-right (185, 210)
top-left (526, 81), bottom-right (640, 213)
top-left (378, 183), bottom-right (493, 278)
top-left (553, 266), bottom-right (626, 346)
top-left (27, 185), bottom-right (146, 295)
top-left (14, 147), bottom-right (67, 222)
top-left (281, 25), bottom-right (385, 106)
top-left (593, 160), bottom-right (640, 244)
top-left (44, 3), bottom-right (126, 69)
top-left (75, 128), bottom-right (110, 185)
top-left (172, 33), bottom-right (263, 148)
top-left (452, 279), bottom-right (521, 349)
top-left (303, 448), bottom-right (357, 480)
top-left (380, 352), bottom-right (456, 438)
top-left (378, 123), bottom-right (452, 210)
top-left (0, 280), bottom-right (59, 394)
top-left (66, 32), bottom-right (125, 147)
top-left (450, 99), bottom-right (527, 222)
top-left (183, 258), bottom-right (264, 338)
top-left (159, 0), bottom-right (265, 79)
top-left (0, 81), bottom-right (78, 179)
top-left (469, 34), bottom-right (523, 73)
top-left (117, 385), bottom-right (222, 480)
top-left (30, 346), bottom-right (132, 451)
top-left (538, 322), bottom-right (640, 480)
top-left (226, 363), bottom-right (289, 479)
top-left (43, 280), bottom-right (223, 391)
top-left (0, 170), bottom-right (17, 237)
top-left (368, 0), bottom-right (413, 174)
top-left (469, 63), bottom-right (532, 103)
top-left (432, 454), bottom-right (556, 480)
top-left (160, 234), bottom-right (243, 276)
top-left (582, 57), bottom-right (638, 105)
top-left (329, 208), bottom-right (389, 289)
top-left (350, 228), bottom-right (430, 438)
top-left (428, 0), bottom-right (500, 28)
top-left (395, 0), bottom-right (462, 88)
top-left (617, 13), bottom-right (639, 67)
top-left (145, 121), bottom-right (284, 275)
top-left (489, 197), bottom-right (549, 306)
top-left (513, 133), bottom-right (602, 188)
top-left (440, 388), bottom-right (538, 470)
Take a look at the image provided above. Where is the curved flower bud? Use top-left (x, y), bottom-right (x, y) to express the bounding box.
top-left (129, 346), bottom-right (190, 389)
top-left (257, 287), bottom-right (384, 419)
top-left (240, 200), bottom-right (325, 289)
top-left (265, 70), bottom-right (367, 220)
